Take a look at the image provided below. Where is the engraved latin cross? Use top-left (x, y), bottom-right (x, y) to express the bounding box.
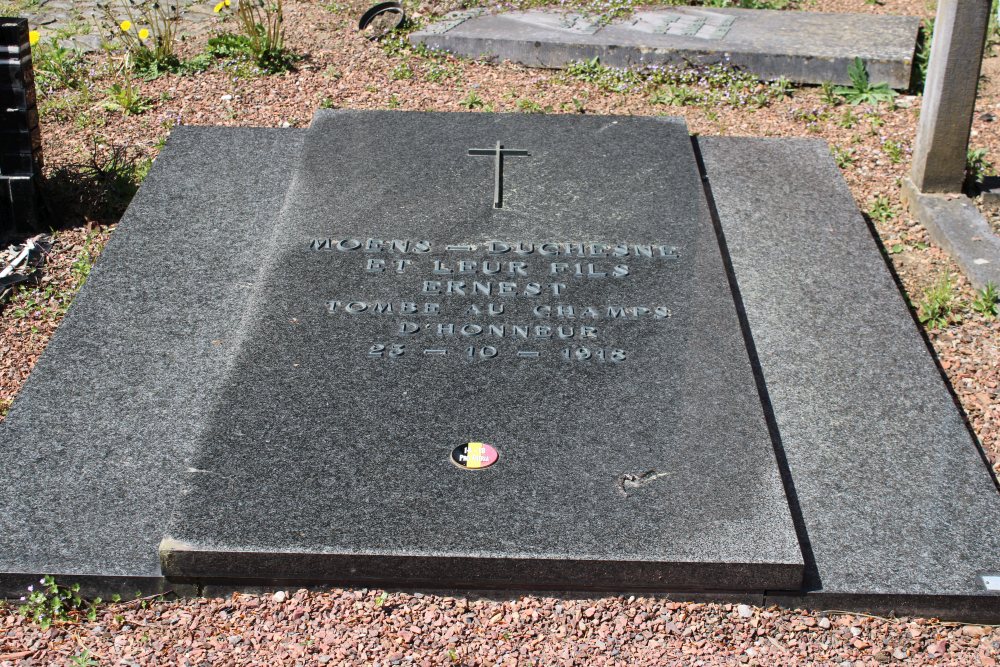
top-left (467, 141), bottom-right (530, 209)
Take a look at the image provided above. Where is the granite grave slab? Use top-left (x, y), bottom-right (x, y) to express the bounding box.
top-left (409, 7), bottom-right (920, 87)
top-left (159, 111), bottom-right (804, 592)
top-left (1, 110), bottom-right (999, 620)
top-left (0, 128), bottom-right (304, 597)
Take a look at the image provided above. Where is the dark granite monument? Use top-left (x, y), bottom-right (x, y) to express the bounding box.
top-left (0, 17), bottom-right (42, 235)
top-left (1, 111), bottom-right (999, 621)
top-left (410, 7), bottom-right (921, 87)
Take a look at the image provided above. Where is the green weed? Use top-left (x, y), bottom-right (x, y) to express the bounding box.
top-left (649, 84), bottom-right (697, 106)
top-left (69, 649), bottom-right (99, 666)
top-left (830, 145), bottom-right (854, 169)
top-left (425, 61), bottom-right (458, 83)
top-left (71, 231), bottom-right (101, 287)
top-left (390, 61), bottom-right (413, 80)
top-left (967, 148), bottom-right (995, 186)
top-left (883, 139), bottom-right (905, 164)
top-left (83, 138), bottom-right (151, 210)
top-left (834, 58), bottom-right (897, 106)
top-left (971, 282), bottom-right (998, 319)
top-left (867, 194), bottom-right (895, 225)
top-left (819, 81), bottom-right (841, 106)
top-left (102, 0), bottom-right (183, 77)
top-left (18, 576), bottom-right (104, 630)
top-left (917, 274), bottom-right (959, 329)
top-left (460, 90), bottom-right (484, 109)
top-left (837, 108), bottom-right (859, 129)
top-left (915, 18), bottom-right (934, 89)
top-left (31, 38), bottom-right (86, 92)
top-left (211, 0), bottom-right (300, 74)
top-left (516, 98), bottom-right (550, 113)
top-left (104, 78), bottom-right (153, 115)
top-left (566, 56), bottom-right (784, 108)
top-left (988, 0), bottom-right (999, 54)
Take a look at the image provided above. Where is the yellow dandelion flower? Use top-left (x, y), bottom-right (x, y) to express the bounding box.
top-left (28, 30), bottom-right (40, 46)
top-left (138, 28), bottom-right (150, 39)
top-left (120, 20), bottom-right (132, 31)
top-left (225, 0), bottom-right (231, 6)
top-left (213, 1), bottom-right (225, 11)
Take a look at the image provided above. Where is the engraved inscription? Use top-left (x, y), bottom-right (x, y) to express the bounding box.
top-left (310, 238), bottom-right (681, 364)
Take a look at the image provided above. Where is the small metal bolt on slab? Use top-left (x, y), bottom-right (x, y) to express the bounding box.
top-left (467, 141), bottom-right (529, 209)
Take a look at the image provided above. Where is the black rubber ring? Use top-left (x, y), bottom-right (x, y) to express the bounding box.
top-left (358, 1), bottom-right (405, 38)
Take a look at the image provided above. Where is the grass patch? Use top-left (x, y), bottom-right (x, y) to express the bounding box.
top-left (565, 56), bottom-right (789, 108)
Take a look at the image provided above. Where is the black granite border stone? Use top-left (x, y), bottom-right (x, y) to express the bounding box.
top-left (0, 126), bottom-right (305, 597)
top-left (698, 135), bottom-right (1000, 620)
top-left (161, 549), bottom-right (805, 593)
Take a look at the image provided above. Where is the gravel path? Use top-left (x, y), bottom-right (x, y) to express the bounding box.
top-left (1, 0), bottom-right (999, 664)
top-left (2, 589), bottom-right (999, 665)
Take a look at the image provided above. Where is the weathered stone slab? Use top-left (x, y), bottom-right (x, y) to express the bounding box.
top-left (159, 111), bottom-right (804, 591)
top-left (698, 136), bottom-right (1000, 621)
top-left (410, 7), bottom-right (920, 87)
top-left (0, 127), bottom-right (304, 597)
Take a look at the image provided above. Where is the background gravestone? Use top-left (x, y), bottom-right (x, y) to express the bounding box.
top-left (0, 17), bottom-right (41, 236)
top-left (410, 7), bottom-right (921, 87)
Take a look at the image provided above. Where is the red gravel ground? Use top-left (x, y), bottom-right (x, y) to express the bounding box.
top-left (1, 0), bottom-right (1000, 664)
top-left (3, 588), bottom-right (1000, 665)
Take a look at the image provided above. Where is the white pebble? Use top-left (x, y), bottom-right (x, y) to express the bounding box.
top-left (272, 590), bottom-right (287, 602)
top-left (737, 604), bottom-right (753, 618)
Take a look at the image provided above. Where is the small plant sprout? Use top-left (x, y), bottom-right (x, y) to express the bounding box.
top-left (867, 194), bottom-right (895, 225)
top-left (516, 98), bottom-right (549, 113)
top-left (966, 148), bottom-right (995, 186)
top-left (830, 145), bottom-right (854, 169)
top-left (882, 139), bottom-right (905, 164)
top-left (819, 80), bottom-right (841, 106)
top-left (104, 69), bottom-right (153, 116)
top-left (460, 89), bottom-right (484, 109)
top-left (769, 76), bottom-right (793, 98)
top-left (390, 61), bottom-right (413, 80)
top-left (374, 591), bottom-right (389, 607)
top-left (425, 62), bottom-right (458, 83)
top-left (70, 649), bottom-right (99, 667)
top-left (649, 84), bottom-right (697, 107)
top-left (837, 108), bottom-right (859, 129)
top-left (918, 274), bottom-right (959, 329)
top-left (971, 282), bottom-right (999, 319)
top-left (835, 58), bottom-right (898, 106)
